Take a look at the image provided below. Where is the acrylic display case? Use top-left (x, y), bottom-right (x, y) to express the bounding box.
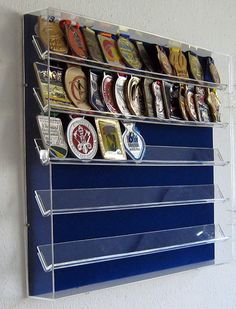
top-left (23, 8), bottom-right (234, 299)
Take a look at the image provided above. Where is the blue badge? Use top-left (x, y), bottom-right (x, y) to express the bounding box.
top-left (122, 122), bottom-right (146, 161)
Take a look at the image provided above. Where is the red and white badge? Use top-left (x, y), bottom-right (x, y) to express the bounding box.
top-left (101, 74), bottom-right (120, 114)
top-left (67, 118), bottom-right (98, 159)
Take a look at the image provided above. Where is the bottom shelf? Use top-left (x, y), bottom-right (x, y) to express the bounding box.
top-left (37, 224), bottom-right (228, 272)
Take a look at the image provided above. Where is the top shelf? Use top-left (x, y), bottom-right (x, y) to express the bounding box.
top-left (32, 35), bottom-right (227, 91)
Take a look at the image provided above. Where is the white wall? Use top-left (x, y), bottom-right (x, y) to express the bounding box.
top-left (1, 0), bottom-right (236, 308)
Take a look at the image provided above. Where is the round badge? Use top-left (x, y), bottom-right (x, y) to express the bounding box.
top-left (117, 36), bottom-right (142, 69)
top-left (64, 66), bottom-right (91, 110)
top-left (101, 74), bottom-right (120, 113)
top-left (67, 118), bottom-right (98, 159)
top-left (66, 24), bottom-right (88, 58)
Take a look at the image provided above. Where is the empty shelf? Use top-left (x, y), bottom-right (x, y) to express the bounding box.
top-left (35, 184), bottom-right (226, 216)
top-left (37, 224), bottom-right (229, 272)
top-left (34, 139), bottom-right (229, 167)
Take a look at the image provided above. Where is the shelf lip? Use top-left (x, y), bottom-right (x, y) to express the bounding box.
top-left (36, 224), bottom-right (229, 272)
top-left (34, 184), bottom-right (227, 216)
top-left (32, 88), bottom-right (228, 129)
top-left (32, 35), bottom-right (227, 91)
top-left (34, 138), bottom-right (229, 167)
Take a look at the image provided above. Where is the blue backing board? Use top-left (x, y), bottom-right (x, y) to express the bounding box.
top-left (24, 14), bottom-right (214, 296)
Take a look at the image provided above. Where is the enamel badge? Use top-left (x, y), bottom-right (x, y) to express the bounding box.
top-left (34, 62), bottom-right (74, 111)
top-left (38, 17), bottom-right (68, 54)
top-left (169, 47), bottom-right (189, 78)
top-left (188, 51), bottom-right (203, 81)
top-left (208, 57), bottom-right (221, 84)
top-left (101, 73), bottom-right (120, 113)
top-left (65, 22), bottom-right (88, 58)
top-left (195, 87), bottom-right (211, 122)
top-left (81, 27), bottom-right (104, 62)
top-left (89, 71), bottom-right (107, 111)
top-left (142, 78), bottom-right (155, 117)
top-left (95, 118), bottom-right (127, 160)
top-left (136, 41), bottom-right (154, 71)
top-left (156, 46), bottom-right (173, 75)
top-left (152, 81), bottom-right (165, 118)
top-left (206, 88), bottom-right (220, 122)
top-left (67, 118), bottom-right (98, 159)
top-left (98, 33), bottom-right (125, 66)
top-left (179, 85), bottom-right (189, 120)
top-left (122, 122), bottom-right (146, 161)
top-left (185, 85), bottom-right (198, 121)
top-left (37, 115), bottom-right (68, 159)
top-left (117, 35), bottom-right (142, 69)
top-left (114, 75), bottom-right (131, 116)
top-left (64, 66), bottom-right (91, 110)
top-left (125, 76), bottom-right (145, 116)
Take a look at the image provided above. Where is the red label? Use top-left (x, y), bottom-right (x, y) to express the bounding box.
top-left (72, 124), bottom-right (94, 154)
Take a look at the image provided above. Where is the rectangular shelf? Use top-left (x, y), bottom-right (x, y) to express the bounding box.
top-left (34, 138), bottom-right (229, 167)
top-left (35, 184), bottom-right (226, 216)
top-left (32, 35), bottom-right (227, 91)
top-left (37, 224), bottom-right (229, 272)
top-left (33, 87), bottom-right (228, 129)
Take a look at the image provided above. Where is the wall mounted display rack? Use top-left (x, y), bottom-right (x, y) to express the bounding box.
top-left (24, 7), bottom-right (234, 299)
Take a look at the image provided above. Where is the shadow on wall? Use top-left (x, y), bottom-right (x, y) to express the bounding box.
top-left (0, 6), bottom-right (27, 303)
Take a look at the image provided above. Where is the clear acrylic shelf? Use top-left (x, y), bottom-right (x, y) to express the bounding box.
top-left (37, 224), bottom-right (229, 272)
top-left (34, 138), bottom-right (229, 167)
top-left (35, 184), bottom-right (226, 216)
top-left (33, 88), bottom-right (228, 128)
top-left (32, 35), bottom-right (227, 91)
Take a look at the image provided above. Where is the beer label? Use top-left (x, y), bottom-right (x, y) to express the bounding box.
top-left (89, 71), bottom-right (107, 111)
top-left (98, 34), bottom-right (125, 66)
top-left (64, 66), bottom-right (91, 110)
top-left (152, 81), bottom-right (165, 118)
top-left (81, 27), bottom-right (104, 62)
top-left (67, 118), bottom-right (98, 159)
top-left (37, 115), bottom-right (68, 158)
top-left (114, 75), bottom-right (131, 115)
top-left (95, 118), bottom-right (127, 160)
top-left (38, 17), bottom-right (68, 54)
top-left (101, 74), bottom-right (120, 113)
top-left (122, 122), bottom-right (146, 160)
top-left (117, 36), bottom-right (142, 69)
